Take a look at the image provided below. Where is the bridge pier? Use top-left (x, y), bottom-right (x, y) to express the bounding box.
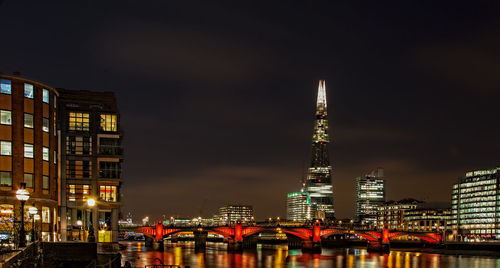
top-left (227, 239), bottom-right (243, 251)
top-left (153, 240), bottom-right (164, 251)
top-left (194, 229), bottom-right (208, 250)
top-left (302, 240), bottom-right (321, 253)
top-left (367, 241), bottom-right (390, 252)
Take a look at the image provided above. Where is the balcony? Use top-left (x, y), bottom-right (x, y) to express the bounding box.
top-left (98, 193), bottom-right (122, 204)
top-left (98, 146), bottom-right (123, 156)
top-left (99, 169), bottom-right (122, 180)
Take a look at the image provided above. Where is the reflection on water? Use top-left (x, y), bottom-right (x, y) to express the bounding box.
top-left (120, 241), bottom-right (500, 268)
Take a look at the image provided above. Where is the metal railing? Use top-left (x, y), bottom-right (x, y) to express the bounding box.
top-left (142, 258), bottom-right (189, 268)
top-left (144, 264), bottom-right (189, 268)
top-left (0, 218), bottom-right (34, 252)
top-left (98, 146), bottom-right (123, 156)
top-left (99, 169), bottom-right (122, 179)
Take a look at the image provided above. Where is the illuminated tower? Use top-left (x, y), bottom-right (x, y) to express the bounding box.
top-left (355, 168), bottom-right (386, 225)
top-left (304, 80), bottom-right (335, 219)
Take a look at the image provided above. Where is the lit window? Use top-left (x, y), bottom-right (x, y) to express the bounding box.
top-left (99, 185), bottom-right (117, 202)
top-left (66, 160), bottom-right (92, 179)
top-left (0, 172), bottom-right (11, 187)
top-left (0, 110), bottom-right (11, 125)
top-left (42, 176), bottom-right (49, 190)
top-left (83, 185), bottom-right (89, 195)
top-left (0, 79), bottom-right (11, 94)
top-left (24, 144), bottom-right (34, 158)
top-left (24, 114), bottom-right (33, 128)
top-left (42, 118), bottom-right (49, 132)
top-left (66, 136), bottom-right (92, 155)
top-left (43, 147), bottom-right (49, 161)
top-left (100, 114), bottom-right (117, 132)
top-left (69, 112), bottom-right (90, 131)
top-left (42, 207), bottom-right (50, 223)
top-left (0, 141), bottom-right (11, 156)
top-left (24, 83), bottom-right (34, 98)
top-left (42, 89), bottom-right (49, 104)
top-left (24, 173), bottom-right (33, 189)
top-left (67, 184), bottom-right (90, 202)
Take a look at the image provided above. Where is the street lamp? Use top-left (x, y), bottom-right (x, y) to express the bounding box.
top-left (16, 183), bottom-right (30, 247)
top-left (76, 220), bottom-right (83, 240)
top-left (28, 207), bottom-right (38, 242)
top-left (87, 198), bottom-right (96, 242)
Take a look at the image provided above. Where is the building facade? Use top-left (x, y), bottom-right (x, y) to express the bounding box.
top-left (286, 191), bottom-right (312, 222)
top-left (404, 208), bottom-right (451, 232)
top-left (59, 89), bottom-right (123, 242)
top-left (214, 205), bottom-right (253, 225)
top-left (355, 168), bottom-right (386, 225)
top-left (0, 74), bottom-right (59, 241)
top-left (451, 167), bottom-right (499, 240)
top-left (375, 198), bottom-right (422, 230)
top-left (304, 80), bottom-right (335, 219)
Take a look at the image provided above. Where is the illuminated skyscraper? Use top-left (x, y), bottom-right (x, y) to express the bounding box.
top-left (304, 80), bottom-right (335, 219)
top-left (286, 191), bottom-right (312, 222)
top-left (451, 167), bottom-right (500, 240)
top-left (355, 168), bottom-right (386, 225)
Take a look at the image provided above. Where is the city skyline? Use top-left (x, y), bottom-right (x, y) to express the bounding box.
top-left (0, 1), bottom-right (498, 221)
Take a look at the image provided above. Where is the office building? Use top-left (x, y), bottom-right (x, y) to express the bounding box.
top-left (59, 89), bottom-right (123, 242)
top-left (286, 191), bottom-right (313, 222)
top-left (0, 74), bottom-right (59, 241)
top-left (214, 205), bottom-right (253, 225)
top-left (355, 168), bottom-right (386, 225)
top-left (376, 198), bottom-right (422, 230)
top-left (404, 207), bottom-right (451, 232)
top-left (451, 167), bottom-right (500, 240)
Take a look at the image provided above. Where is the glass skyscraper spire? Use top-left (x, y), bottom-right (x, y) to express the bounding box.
top-left (304, 80), bottom-right (335, 219)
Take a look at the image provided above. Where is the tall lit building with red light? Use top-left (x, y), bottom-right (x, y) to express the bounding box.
top-left (304, 80), bottom-right (335, 219)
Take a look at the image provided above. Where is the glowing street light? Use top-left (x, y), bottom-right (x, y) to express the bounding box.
top-left (76, 220), bottom-right (83, 240)
top-left (87, 198), bottom-right (96, 242)
top-left (29, 207), bottom-right (38, 242)
top-left (16, 183), bottom-right (30, 247)
top-left (87, 198), bottom-right (96, 207)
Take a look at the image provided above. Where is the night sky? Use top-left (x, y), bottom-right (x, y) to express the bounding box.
top-left (0, 1), bottom-right (498, 221)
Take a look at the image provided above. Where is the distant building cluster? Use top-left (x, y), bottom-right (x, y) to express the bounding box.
top-left (0, 73), bottom-right (123, 243)
top-left (283, 80), bottom-right (499, 242)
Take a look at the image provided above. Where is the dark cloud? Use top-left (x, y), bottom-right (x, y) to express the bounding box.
top-left (0, 0), bottom-right (498, 220)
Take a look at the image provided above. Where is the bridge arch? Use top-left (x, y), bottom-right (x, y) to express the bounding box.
top-left (237, 227), bottom-right (312, 240)
top-left (387, 232), bottom-right (442, 244)
top-left (319, 229), bottom-right (381, 242)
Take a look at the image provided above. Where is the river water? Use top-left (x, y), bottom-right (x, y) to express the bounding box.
top-left (120, 241), bottom-right (500, 268)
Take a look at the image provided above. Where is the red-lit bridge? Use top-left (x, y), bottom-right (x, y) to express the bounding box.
top-left (136, 220), bottom-right (442, 252)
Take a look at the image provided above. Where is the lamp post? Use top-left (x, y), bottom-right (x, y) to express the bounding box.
top-left (34, 214), bottom-right (40, 241)
top-left (87, 198), bottom-right (96, 242)
top-left (16, 183), bottom-right (30, 247)
top-left (76, 220), bottom-right (83, 241)
top-left (28, 207), bottom-right (38, 242)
